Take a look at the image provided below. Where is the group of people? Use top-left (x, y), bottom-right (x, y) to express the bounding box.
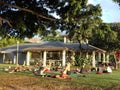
top-left (96, 63), bottom-right (112, 74)
top-left (74, 62), bottom-right (112, 75)
top-left (4, 64), bottom-right (32, 73)
top-left (33, 62), bottom-right (72, 79)
top-left (5, 61), bottom-right (112, 79)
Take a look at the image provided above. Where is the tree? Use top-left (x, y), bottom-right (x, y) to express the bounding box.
top-left (109, 23), bottom-right (120, 41)
top-left (42, 30), bottom-right (63, 41)
top-left (0, 0), bottom-right (102, 41)
top-left (109, 23), bottom-right (120, 51)
top-left (62, 1), bottom-right (102, 51)
top-left (89, 23), bottom-right (119, 68)
top-left (108, 23), bottom-right (120, 69)
top-left (0, 36), bottom-right (24, 48)
top-left (90, 23), bottom-right (118, 51)
top-left (0, 0), bottom-right (60, 38)
top-left (64, 1), bottom-right (102, 45)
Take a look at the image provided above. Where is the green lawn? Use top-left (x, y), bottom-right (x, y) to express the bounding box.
top-left (0, 64), bottom-right (16, 68)
top-left (73, 70), bottom-right (120, 88)
top-left (0, 64), bottom-right (120, 90)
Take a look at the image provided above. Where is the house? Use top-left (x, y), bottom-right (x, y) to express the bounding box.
top-left (0, 37), bottom-right (106, 67)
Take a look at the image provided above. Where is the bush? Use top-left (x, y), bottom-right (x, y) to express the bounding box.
top-left (75, 56), bottom-right (91, 67)
top-left (74, 56), bottom-right (84, 66)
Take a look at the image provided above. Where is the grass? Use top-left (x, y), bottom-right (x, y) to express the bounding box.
top-left (0, 64), bottom-right (120, 90)
top-left (0, 64), bottom-right (16, 68)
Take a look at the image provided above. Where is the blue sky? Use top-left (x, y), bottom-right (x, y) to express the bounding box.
top-left (88, 0), bottom-right (120, 23)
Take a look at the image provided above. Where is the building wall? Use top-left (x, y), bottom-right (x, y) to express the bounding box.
top-left (18, 53), bottom-right (26, 65)
top-left (0, 53), bottom-right (15, 64)
top-left (0, 52), bottom-right (26, 65)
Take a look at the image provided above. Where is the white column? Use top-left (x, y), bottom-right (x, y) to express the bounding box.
top-left (98, 52), bottom-right (101, 62)
top-left (103, 53), bottom-right (105, 63)
top-left (43, 51), bottom-right (47, 66)
top-left (106, 53), bottom-right (109, 63)
top-left (3, 53), bottom-right (5, 63)
top-left (92, 51), bottom-right (96, 67)
top-left (64, 36), bottom-right (67, 43)
top-left (62, 50), bottom-right (66, 66)
top-left (26, 51), bottom-right (31, 66)
top-left (13, 56), bottom-right (16, 64)
top-left (71, 51), bottom-right (75, 65)
top-left (16, 41), bottom-right (19, 65)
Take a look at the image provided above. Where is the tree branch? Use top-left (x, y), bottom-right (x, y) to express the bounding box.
top-left (0, 1), bottom-right (57, 21)
top-left (0, 17), bottom-right (12, 27)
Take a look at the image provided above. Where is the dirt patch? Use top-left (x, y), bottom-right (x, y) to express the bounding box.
top-left (0, 73), bottom-right (117, 90)
top-left (0, 74), bottom-right (43, 90)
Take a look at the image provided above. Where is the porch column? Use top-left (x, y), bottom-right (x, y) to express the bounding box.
top-left (92, 51), bottom-right (96, 67)
top-left (26, 51), bottom-right (31, 66)
top-left (98, 52), bottom-right (101, 62)
top-left (3, 53), bottom-right (5, 63)
top-left (71, 51), bottom-right (75, 65)
top-left (13, 56), bottom-right (16, 64)
top-left (64, 36), bottom-right (67, 43)
top-left (62, 50), bottom-right (66, 66)
top-left (43, 50), bottom-right (47, 66)
top-left (103, 53), bottom-right (105, 63)
top-left (106, 53), bottom-right (109, 63)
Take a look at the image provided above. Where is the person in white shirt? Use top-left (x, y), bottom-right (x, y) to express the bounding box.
top-left (106, 65), bottom-right (112, 73)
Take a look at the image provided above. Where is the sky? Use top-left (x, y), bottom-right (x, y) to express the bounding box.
top-left (88, 0), bottom-right (120, 23)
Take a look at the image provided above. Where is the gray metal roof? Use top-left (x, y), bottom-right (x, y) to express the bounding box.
top-left (0, 41), bottom-right (106, 53)
top-left (67, 43), bottom-right (106, 52)
top-left (1, 49), bottom-right (17, 53)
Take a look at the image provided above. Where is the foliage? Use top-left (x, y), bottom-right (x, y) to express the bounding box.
top-left (66, 1), bottom-right (102, 43)
top-left (89, 23), bottom-right (118, 51)
top-left (0, 0), bottom-right (102, 41)
top-left (75, 55), bottom-right (91, 67)
top-left (0, 0), bottom-right (57, 38)
top-left (42, 30), bottom-right (63, 41)
top-left (74, 56), bottom-right (83, 66)
top-left (109, 23), bottom-right (120, 50)
top-left (0, 36), bottom-right (24, 48)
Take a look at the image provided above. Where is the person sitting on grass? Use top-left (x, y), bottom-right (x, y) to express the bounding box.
top-left (103, 64), bottom-right (112, 73)
top-left (55, 62), bottom-right (72, 79)
top-left (106, 65), bottom-right (112, 73)
top-left (96, 64), bottom-right (103, 74)
top-left (33, 65), bottom-right (46, 77)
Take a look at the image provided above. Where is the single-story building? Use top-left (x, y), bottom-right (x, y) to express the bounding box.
top-left (0, 38), bottom-right (106, 67)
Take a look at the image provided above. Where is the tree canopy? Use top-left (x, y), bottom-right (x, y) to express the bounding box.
top-left (89, 23), bottom-right (118, 52)
top-left (0, 0), bottom-right (102, 40)
top-left (66, 3), bottom-right (102, 43)
top-left (109, 23), bottom-right (120, 50)
top-left (0, 36), bottom-right (24, 48)
top-left (109, 23), bottom-right (120, 40)
top-left (0, 0), bottom-right (59, 38)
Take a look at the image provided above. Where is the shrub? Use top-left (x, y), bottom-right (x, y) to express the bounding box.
top-left (74, 55), bottom-right (91, 68)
